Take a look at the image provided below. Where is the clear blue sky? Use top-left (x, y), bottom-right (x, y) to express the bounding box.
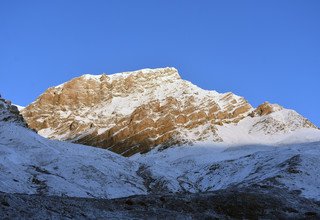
top-left (1, 1), bottom-right (319, 126)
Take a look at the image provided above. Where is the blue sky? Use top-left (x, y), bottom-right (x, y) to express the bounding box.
top-left (1, 0), bottom-right (319, 126)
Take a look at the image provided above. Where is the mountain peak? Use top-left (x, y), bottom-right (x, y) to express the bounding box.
top-left (21, 68), bottom-right (318, 156)
top-left (22, 67), bottom-right (253, 155)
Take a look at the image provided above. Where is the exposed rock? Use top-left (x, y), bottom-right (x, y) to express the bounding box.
top-left (0, 98), bottom-right (27, 127)
top-left (252, 102), bottom-right (283, 116)
top-left (1, 187), bottom-right (319, 219)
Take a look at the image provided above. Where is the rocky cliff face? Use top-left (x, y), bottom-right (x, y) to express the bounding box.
top-left (21, 68), bottom-right (317, 156)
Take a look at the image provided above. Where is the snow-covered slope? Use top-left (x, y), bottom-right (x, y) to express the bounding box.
top-left (0, 123), bottom-right (146, 198)
top-left (132, 140), bottom-right (320, 201)
top-left (217, 104), bottom-right (319, 145)
top-left (3, 115), bottom-right (320, 201)
top-left (0, 99), bottom-right (147, 199)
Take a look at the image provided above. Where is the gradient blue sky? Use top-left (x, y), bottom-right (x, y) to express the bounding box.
top-left (1, 1), bottom-right (319, 126)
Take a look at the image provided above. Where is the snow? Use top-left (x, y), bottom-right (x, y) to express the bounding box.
top-left (86, 67), bottom-right (179, 81)
top-left (216, 108), bottom-right (320, 145)
top-left (132, 139), bottom-right (320, 200)
top-left (0, 121), bottom-right (147, 199)
top-left (38, 127), bottom-right (56, 137)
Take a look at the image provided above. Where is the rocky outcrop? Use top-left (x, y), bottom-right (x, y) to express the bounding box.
top-left (21, 68), bottom-right (253, 156)
top-left (0, 97), bottom-right (27, 127)
top-left (251, 102), bottom-right (283, 116)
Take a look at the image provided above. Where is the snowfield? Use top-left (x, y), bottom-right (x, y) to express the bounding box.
top-left (1, 118), bottom-right (320, 201)
top-left (0, 122), bottom-right (147, 199)
top-left (132, 140), bottom-right (320, 200)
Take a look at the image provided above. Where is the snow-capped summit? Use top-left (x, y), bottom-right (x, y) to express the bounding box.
top-left (21, 68), bottom-right (319, 156)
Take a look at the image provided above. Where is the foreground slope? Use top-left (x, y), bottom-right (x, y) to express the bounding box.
top-left (0, 98), bottom-right (146, 198)
top-left (2, 187), bottom-right (320, 219)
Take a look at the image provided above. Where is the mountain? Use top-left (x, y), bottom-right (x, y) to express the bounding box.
top-left (5, 92), bottom-right (320, 202)
top-left (21, 67), bottom-right (318, 156)
top-left (2, 89), bottom-right (320, 217)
